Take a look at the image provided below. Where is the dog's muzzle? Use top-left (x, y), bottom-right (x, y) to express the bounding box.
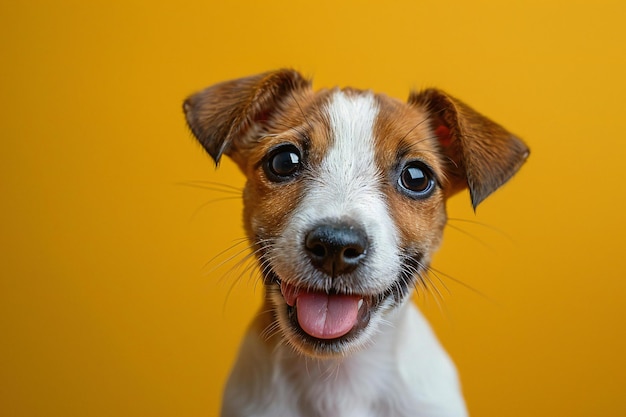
top-left (282, 222), bottom-right (371, 340)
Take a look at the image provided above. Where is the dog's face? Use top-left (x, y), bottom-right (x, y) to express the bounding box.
top-left (184, 70), bottom-right (528, 357)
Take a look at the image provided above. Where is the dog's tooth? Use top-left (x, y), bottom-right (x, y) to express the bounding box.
top-left (357, 299), bottom-right (364, 311)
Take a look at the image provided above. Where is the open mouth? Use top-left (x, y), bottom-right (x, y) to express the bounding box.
top-left (263, 255), bottom-right (419, 352)
top-left (280, 281), bottom-right (372, 340)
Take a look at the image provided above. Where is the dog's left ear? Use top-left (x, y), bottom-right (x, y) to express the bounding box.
top-left (409, 89), bottom-right (529, 209)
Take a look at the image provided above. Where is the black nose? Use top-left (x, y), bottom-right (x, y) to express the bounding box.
top-left (304, 223), bottom-right (369, 277)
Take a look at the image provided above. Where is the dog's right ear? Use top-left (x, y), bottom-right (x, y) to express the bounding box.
top-left (183, 69), bottom-right (311, 166)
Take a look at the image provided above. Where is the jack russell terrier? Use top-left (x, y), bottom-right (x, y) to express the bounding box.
top-left (183, 69), bottom-right (528, 417)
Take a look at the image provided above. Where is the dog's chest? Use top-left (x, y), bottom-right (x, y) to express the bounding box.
top-left (268, 351), bottom-right (415, 417)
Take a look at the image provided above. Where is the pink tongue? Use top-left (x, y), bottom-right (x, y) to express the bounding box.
top-left (295, 292), bottom-right (361, 340)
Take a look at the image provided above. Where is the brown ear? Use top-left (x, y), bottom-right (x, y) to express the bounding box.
top-left (183, 69), bottom-right (311, 165)
top-left (409, 89), bottom-right (529, 209)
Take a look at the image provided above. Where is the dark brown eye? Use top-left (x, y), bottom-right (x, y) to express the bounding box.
top-left (264, 144), bottom-right (301, 181)
top-left (398, 161), bottom-right (436, 198)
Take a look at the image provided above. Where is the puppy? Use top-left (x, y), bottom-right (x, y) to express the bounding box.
top-left (183, 69), bottom-right (528, 417)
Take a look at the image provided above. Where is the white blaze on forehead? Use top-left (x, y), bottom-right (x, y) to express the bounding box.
top-left (324, 91), bottom-right (379, 196)
top-left (315, 90), bottom-right (385, 216)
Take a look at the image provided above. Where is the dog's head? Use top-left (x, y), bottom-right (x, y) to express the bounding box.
top-left (184, 69), bottom-right (528, 357)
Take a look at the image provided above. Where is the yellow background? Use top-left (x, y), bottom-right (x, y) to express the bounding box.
top-left (2, 1), bottom-right (625, 416)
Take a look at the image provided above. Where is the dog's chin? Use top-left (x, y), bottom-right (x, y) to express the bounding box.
top-left (267, 274), bottom-right (404, 358)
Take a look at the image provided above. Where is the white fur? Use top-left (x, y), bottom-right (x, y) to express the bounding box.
top-left (222, 91), bottom-right (468, 416)
top-left (222, 301), bottom-right (467, 417)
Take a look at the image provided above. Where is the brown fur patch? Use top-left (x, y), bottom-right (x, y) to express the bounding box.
top-left (373, 94), bottom-right (449, 261)
top-left (238, 88), bottom-right (336, 243)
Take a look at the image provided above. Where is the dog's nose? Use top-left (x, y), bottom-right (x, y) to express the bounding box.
top-left (304, 223), bottom-right (368, 277)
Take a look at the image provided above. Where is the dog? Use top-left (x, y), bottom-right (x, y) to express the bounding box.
top-left (183, 69), bottom-right (528, 417)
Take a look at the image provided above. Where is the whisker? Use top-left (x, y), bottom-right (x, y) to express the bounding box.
top-left (218, 272), bottom-right (258, 311)
top-left (203, 238), bottom-right (250, 272)
top-left (218, 239), bottom-right (274, 282)
top-left (178, 180), bottom-right (243, 220)
top-left (254, 302), bottom-right (284, 342)
top-left (182, 185), bottom-right (242, 195)
top-left (199, 196), bottom-right (241, 204)
top-left (175, 180), bottom-right (243, 194)
top-left (225, 251), bottom-right (259, 283)
top-left (448, 217), bottom-right (515, 243)
top-left (272, 335), bottom-right (292, 357)
top-left (445, 223), bottom-right (496, 253)
top-left (232, 253), bottom-right (265, 293)
top-left (180, 179), bottom-right (243, 191)
top-left (241, 257), bottom-right (261, 283)
top-left (418, 265), bottom-right (450, 300)
top-left (260, 320), bottom-right (282, 341)
top-left (219, 243), bottom-right (274, 313)
top-left (405, 258), bottom-right (447, 309)
top-left (188, 197), bottom-right (241, 222)
top-left (417, 271), bottom-right (446, 315)
top-left (427, 265), bottom-right (498, 305)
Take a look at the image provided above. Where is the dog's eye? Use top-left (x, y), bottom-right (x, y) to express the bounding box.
top-left (398, 161), bottom-right (436, 198)
top-left (264, 144), bottom-right (301, 181)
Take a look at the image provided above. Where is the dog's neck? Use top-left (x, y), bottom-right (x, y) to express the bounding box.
top-left (224, 297), bottom-right (464, 417)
